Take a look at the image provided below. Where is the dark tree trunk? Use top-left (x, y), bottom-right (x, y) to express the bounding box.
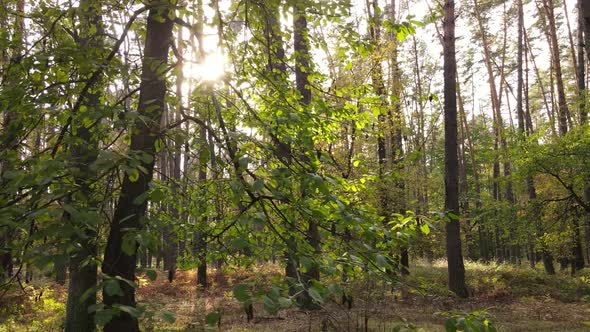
top-left (258, 0), bottom-right (297, 291)
top-left (0, 0), bottom-right (25, 283)
top-left (389, 0), bottom-right (409, 276)
top-left (196, 234), bottom-right (207, 288)
top-left (196, 123), bottom-right (208, 288)
top-left (582, 0), bottom-right (590, 61)
top-left (63, 0), bottom-right (106, 330)
top-left (572, 217), bottom-right (585, 273)
top-left (55, 261), bottom-right (67, 285)
top-left (457, 85), bottom-right (476, 261)
top-left (443, 0), bottom-right (467, 298)
top-left (101, 4), bottom-right (174, 331)
top-left (294, 2), bottom-right (321, 309)
top-left (160, 104), bottom-right (178, 280)
top-left (522, 23), bottom-right (555, 274)
top-left (473, 0), bottom-right (512, 264)
top-left (543, 0), bottom-right (569, 135)
top-left (517, 0), bottom-right (536, 269)
top-left (576, 0), bottom-right (590, 269)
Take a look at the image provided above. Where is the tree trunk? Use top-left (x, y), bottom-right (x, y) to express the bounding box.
top-left (195, 118), bottom-right (208, 289)
top-left (542, 0), bottom-right (569, 135)
top-left (101, 3), bottom-right (174, 331)
top-left (294, 2), bottom-right (321, 309)
top-left (443, 0), bottom-right (467, 298)
top-left (524, 27), bottom-right (554, 134)
top-left (473, 0), bottom-right (514, 264)
top-left (366, 0), bottom-right (395, 277)
top-left (579, 0), bottom-right (587, 125)
top-left (0, 0), bottom-right (26, 283)
top-left (582, 0), bottom-right (590, 60)
top-left (63, 1), bottom-right (107, 329)
top-left (457, 87), bottom-right (476, 261)
top-left (576, 0), bottom-right (590, 268)
top-left (161, 104), bottom-right (178, 279)
top-left (388, 0), bottom-right (409, 276)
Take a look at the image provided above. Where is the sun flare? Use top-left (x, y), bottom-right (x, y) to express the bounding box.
top-left (184, 50), bottom-right (227, 83)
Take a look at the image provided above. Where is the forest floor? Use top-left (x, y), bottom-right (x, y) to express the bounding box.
top-left (1, 259), bottom-right (590, 331)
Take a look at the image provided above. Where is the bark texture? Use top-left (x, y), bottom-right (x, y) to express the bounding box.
top-left (102, 3), bottom-right (174, 331)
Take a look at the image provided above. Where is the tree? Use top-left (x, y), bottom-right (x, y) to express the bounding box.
top-left (443, 0), bottom-right (468, 298)
top-left (101, 2), bottom-right (175, 330)
top-left (64, 0), bottom-right (105, 329)
top-left (542, 0), bottom-right (569, 135)
top-left (293, 0), bottom-right (321, 309)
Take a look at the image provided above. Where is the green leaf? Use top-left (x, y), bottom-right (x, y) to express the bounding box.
top-left (121, 234), bottom-right (137, 256)
top-left (307, 286), bottom-right (323, 303)
top-left (138, 152), bottom-right (154, 164)
top-left (114, 304), bottom-right (141, 318)
top-left (205, 312), bottom-right (220, 326)
top-left (420, 223), bottom-right (430, 235)
top-left (146, 269), bottom-right (157, 281)
top-left (277, 297), bottom-right (292, 308)
top-left (376, 254), bottom-right (388, 268)
top-left (327, 283), bottom-right (343, 297)
top-left (155, 138), bottom-right (163, 153)
top-left (133, 191), bottom-right (150, 205)
top-left (252, 179), bottom-right (265, 193)
top-left (230, 238), bottom-right (249, 250)
top-left (444, 318), bottom-right (457, 332)
top-left (127, 168), bottom-right (139, 182)
top-left (94, 308), bottom-right (115, 326)
top-left (233, 283), bottom-right (250, 302)
top-left (238, 156), bottom-right (251, 169)
top-left (104, 279), bottom-right (123, 297)
top-left (263, 295), bottom-right (278, 315)
top-left (160, 310), bottom-right (176, 323)
top-left (447, 212), bottom-right (460, 221)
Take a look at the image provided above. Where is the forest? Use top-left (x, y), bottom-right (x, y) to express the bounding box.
top-left (0, 0), bottom-right (590, 330)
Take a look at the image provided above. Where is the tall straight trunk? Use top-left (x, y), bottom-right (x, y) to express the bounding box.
top-left (102, 3), bottom-right (174, 331)
top-left (572, 217), bottom-right (585, 273)
top-left (294, 2), bottom-right (321, 309)
top-left (522, 14), bottom-right (555, 274)
top-left (578, 0), bottom-right (590, 265)
top-left (388, 0), bottom-right (409, 276)
top-left (576, 0), bottom-right (590, 267)
top-left (542, 0), bottom-right (569, 135)
top-left (582, 0), bottom-right (590, 60)
top-left (580, 0), bottom-right (587, 125)
top-left (195, 123), bottom-right (208, 288)
top-left (159, 108), bottom-right (177, 275)
top-left (501, 2), bottom-right (517, 265)
top-left (258, 0), bottom-right (297, 292)
top-left (161, 24), bottom-right (186, 283)
top-left (0, 0), bottom-right (25, 282)
top-left (562, 0), bottom-right (579, 84)
top-left (366, 0), bottom-right (388, 214)
top-left (517, 0), bottom-right (525, 136)
top-left (524, 27), bottom-right (554, 134)
top-left (366, 0), bottom-right (394, 275)
top-left (443, 0), bottom-right (467, 298)
top-left (64, 1), bottom-right (106, 329)
top-left (457, 83), bottom-right (476, 261)
top-left (517, 0), bottom-right (536, 268)
top-left (411, 36), bottom-right (432, 260)
top-left (193, 0), bottom-right (208, 288)
top-left (474, 0), bottom-right (515, 263)
top-left (459, 91), bottom-right (485, 261)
